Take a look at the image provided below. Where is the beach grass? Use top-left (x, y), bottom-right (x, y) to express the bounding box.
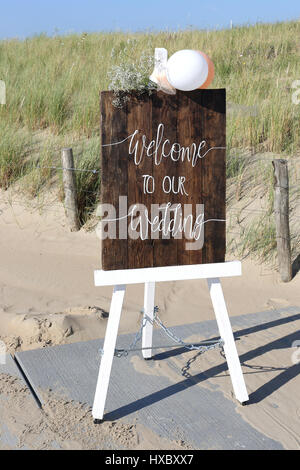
top-left (0, 21), bottom-right (300, 260)
top-left (1, 22), bottom-right (300, 150)
top-left (0, 122), bottom-right (32, 189)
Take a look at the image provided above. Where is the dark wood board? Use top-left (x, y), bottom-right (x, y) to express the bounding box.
top-left (100, 89), bottom-right (226, 270)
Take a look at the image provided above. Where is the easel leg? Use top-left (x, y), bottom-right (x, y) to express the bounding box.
top-left (207, 278), bottom-right (249, 404)
top-left (142, 281), bottom-right (155, 359)
top-left (92, 284), bottom-right (126, 421)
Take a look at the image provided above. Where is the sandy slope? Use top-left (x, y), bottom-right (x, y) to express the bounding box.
top-left (0, 195), bottom-right (300, 449)
top-left (0, 374), bottom-right (192, 450)
top-left (0, 193), bottom-right (300, 353)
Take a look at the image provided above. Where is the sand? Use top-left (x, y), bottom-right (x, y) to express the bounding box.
top-left (0, 193), bottom-right (300, 449)
top-left (1, 193), bottom-right (300, 354)
top-left (0, 374), bottom-right (192, 450)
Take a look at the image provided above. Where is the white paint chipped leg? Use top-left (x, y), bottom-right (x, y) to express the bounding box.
top-left (207, 278), bottom-right (249, 404)
top-left (142, 282), bottom-right (156, 359)
top-left (92, 284), bottom-right (126, 421)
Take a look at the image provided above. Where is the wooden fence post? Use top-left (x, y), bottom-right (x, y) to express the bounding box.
top-left (61, 148), bottom-right (80, 232)
top-left (272, 159), bottom-right (292, 282)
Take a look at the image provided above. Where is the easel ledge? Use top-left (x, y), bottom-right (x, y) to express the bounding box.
top-left (94, 260), bottom-right (242, 286)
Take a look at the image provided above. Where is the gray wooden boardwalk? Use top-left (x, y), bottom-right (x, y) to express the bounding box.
top-left (4, 307), bottom-right (296, 449)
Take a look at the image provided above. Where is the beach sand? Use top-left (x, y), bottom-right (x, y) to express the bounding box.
top-left (0, 195), bottom-right (300, 449)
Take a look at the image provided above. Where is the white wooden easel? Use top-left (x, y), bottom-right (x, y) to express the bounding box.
top-left (92, 261), bottom-right (249, 422)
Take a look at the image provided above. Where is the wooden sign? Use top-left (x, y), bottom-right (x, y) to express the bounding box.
top-left (100, 89), bottom-right (226, 271)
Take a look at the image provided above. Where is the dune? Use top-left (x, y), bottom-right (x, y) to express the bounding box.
top-left (1, 192), bottom-right (300, 353)
top-left (0, 193), bottom-right (300, 449)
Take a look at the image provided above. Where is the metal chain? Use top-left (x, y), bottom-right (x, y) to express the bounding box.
top-left (99, 307), bottom-right (224, 358)
top-left (98, 313), bottom-right (149, 358)
top-left (115, 314), bottom-right (149, 358)
top-left (152, 311), bottom-right (224, 353)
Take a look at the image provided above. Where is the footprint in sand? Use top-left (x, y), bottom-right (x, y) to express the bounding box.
top-left (266, 298), bottom-right (290, 310)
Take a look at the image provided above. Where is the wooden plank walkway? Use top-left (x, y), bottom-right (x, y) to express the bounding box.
top-left (11, 308), bottom-right (296, 450)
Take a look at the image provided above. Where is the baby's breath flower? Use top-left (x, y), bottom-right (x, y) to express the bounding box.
top-left (108, 51), bottom-right (156, 108)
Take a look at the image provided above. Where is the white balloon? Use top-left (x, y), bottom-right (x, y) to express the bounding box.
top-left (166, 50), bottom-right (209, 91)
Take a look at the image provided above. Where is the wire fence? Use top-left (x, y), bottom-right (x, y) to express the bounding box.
top-left (36, 165), bottom-right (100, 174)
top-left (0, 159), bottom-right (300, 217)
